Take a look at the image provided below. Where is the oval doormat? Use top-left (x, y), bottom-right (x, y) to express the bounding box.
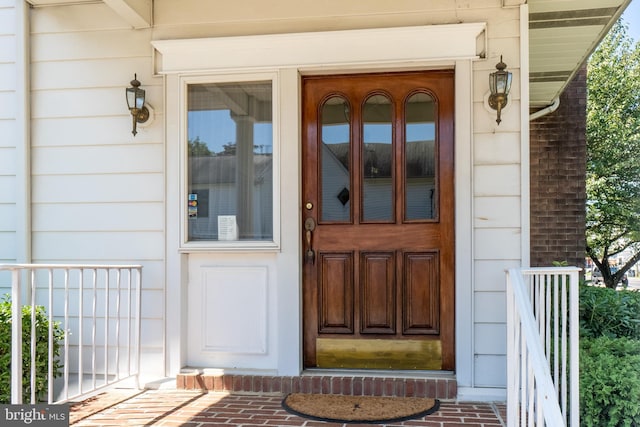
top-left (281, 393), bottom-right (440, 424)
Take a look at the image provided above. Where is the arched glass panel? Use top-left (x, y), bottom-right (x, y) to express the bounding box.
top-left (321, 95), bottom-right (351, 222)
top-left (362, 94), bottom-right (393, 221)
top-left (405, 92), bottom-right (436, 220)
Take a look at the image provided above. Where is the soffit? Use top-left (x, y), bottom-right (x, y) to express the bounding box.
top-left (26, 0), bottom-right (151, 29)
top-left (529, 0), bottom-right (631, 107)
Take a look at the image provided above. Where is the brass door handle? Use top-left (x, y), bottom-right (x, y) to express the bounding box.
top-left (304, 217), bottom-right (316, 263)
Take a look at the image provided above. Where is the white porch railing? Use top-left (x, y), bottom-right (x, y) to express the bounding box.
top-left (1, 264), bottom-right (142, 404)
top-left (506, 267), bottom-right (580, 427)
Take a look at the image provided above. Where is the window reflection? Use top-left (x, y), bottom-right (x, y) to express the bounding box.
top-left (405, 92), bottom-right (436, 220)
top-left (362, 94), bottom-right (393, 221)
top-left (187, 81), bottom-right (273, 241)
top-left (321, 95), bottom-right (351, 222)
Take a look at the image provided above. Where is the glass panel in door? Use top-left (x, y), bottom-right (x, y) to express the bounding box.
top-left (405, 92), bottom-right (437, 220)
top-left (362, 94), bottom-right (393, 222)
top-left (320, 95), bottom-right (351, 222)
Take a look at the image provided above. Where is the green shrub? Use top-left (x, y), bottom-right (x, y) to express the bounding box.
top-left (580, 337), bottom-right (640, 427)
top-left (0, 295), bottom-right (64, 403)
top-left (579, 285), bottom-right (640, 339)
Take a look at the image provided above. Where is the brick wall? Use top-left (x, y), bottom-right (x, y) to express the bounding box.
top-left (529, 65), bottom-right (587, 268)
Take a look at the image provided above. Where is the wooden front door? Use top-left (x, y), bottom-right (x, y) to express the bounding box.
top-left (302, 71), bottom-right (455, 371)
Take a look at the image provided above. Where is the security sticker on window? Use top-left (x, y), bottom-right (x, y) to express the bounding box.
top-left (188, 193), bottom-right (198, 217)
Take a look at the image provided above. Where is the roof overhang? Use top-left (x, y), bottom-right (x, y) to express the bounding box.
top-left (529, 0), bottom-right (631, 107)
top-left (26, 0), bottom-right (151, 29)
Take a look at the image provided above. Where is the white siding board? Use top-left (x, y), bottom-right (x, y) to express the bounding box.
top-left (474, 196), bottom-right (520, 228)
top-left (31, 30), bottom-right (152, 62)
top-left (475, 228), bottom-right (521, 260)
top-left (474, 291), bottom-right (506, 323)
top-left (0, 175), bottom-right (16, 203)
top-left (137, 260), bottom-right (164, 290)
top-left (138, 288), bottom-right (164, 319)
top-left (473, 99), bottom-right (521, 134)
top-left (32, 58), bottom-right (156, 91)
top-left (480, 37), bottom-right (521, 72)
top-left (155, 0), bottom-right (458, 24)
top-left (0, 34), bottom-right (16, 63)
top-left (33, 145), bottom-right (163, 175)
top-left (31, 174), bottom-right (164, 203)
top-left (473, 132), bottom-right (520, 164)
top-left (140, 318), bottom-right (165, 348)
top-left (0, 204), bottom-right (16, 231)
top-left (0, 6), bottom-right (14, 35)
top-left (0, 63), bottom-right (16, 91)
top-left (32, 231), bottom-right (164, 260)
top-left (474, 355), bottom-right (507, 387)
top-left (0, 231), bottom-right (16, 260)
top-left (33, 203), bottom-right (164, 232)
top-left (32, 87), bottom-right (162, 119)
top-left (481, 12), bottom-right (519, 39)
top-left (474, 323), bottom-right (506, 354)
top-left (0, 91), bottom-right (16, 119)
top-left (474, 164), bottom-right (521, 196)
top-left (152, 12), bottom-right (460, 40)
top-left (0, 120), bottom-right (16, 146)
top-left (0, 146), bottom-right (15, 174)
top-left (474, 259), bottom-right (520, 291)
top-left (32, 115), bottom-right (164, 147)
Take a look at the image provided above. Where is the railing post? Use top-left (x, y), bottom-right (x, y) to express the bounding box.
top-left (505, 271), bottom-right (517, 427)
top-left (135, 267), bottom-right (142, 390)
top-left (11, 268), bottom-right (23, 404)
top-left (569, 271), bottom-right (579, 427)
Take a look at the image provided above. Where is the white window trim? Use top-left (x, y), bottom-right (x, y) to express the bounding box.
top-left (179, 72), bottom-right (281, 251)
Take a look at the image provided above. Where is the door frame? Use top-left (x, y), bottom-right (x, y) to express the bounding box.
top-left (157, 25), bottom-right (480, 383)
top-left (300, 71), bottom-right (456, 370)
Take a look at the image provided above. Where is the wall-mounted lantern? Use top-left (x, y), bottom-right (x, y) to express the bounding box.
top-left (126, 74), bottom-right (150, 136)
top-left (488, 56), bottom-right (513, 125)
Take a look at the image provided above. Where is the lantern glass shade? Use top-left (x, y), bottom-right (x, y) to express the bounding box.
top-left (126, 86), bottom-right (145, 111)
top-left (489, 56), bottom-right (512, 97)
top-left (498, 72), bottom-right (512, 95)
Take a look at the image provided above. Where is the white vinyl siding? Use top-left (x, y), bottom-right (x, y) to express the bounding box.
top-left (0, 1), bottom-right (17, 277)
top-left (29, 3), bottom-right (165, 378)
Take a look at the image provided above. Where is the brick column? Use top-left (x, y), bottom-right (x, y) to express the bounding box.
top-left (529, 65), bottom-right (587, 268)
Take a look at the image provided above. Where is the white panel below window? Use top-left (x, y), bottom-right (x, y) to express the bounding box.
top-left (200, 266), bottom-right (268, 354)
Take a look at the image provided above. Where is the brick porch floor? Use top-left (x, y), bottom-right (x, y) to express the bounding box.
top-left (70, 388), bottom-right (507, 426)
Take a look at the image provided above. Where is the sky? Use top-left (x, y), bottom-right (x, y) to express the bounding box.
top-left (622, 0), bottom-right (640, 41)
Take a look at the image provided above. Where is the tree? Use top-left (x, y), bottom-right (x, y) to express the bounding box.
top-left (188, 137), bottom-right (213, 156)
top-left (586, 19), bottom-right (640, 289)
